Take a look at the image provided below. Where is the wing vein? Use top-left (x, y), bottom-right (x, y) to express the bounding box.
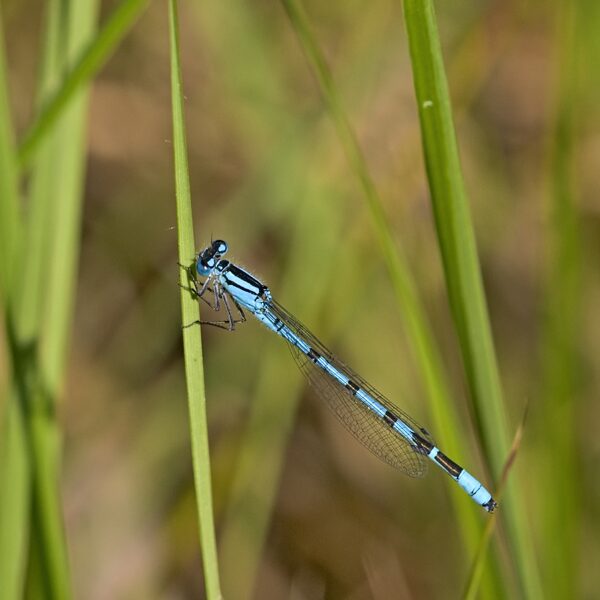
top-left (269, 300), bottom-right (430, 478)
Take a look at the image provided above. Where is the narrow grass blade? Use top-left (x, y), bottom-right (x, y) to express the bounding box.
top-left (539, 1), bottom-right (582, 597)
top-left (0, 12), bottom-right (31, 599)
top-left (0, 398), bottom-right (31, 600)
top-left (15, 0), bottom-right (101, 596)
top-left (402, 1), bottom-right (542, 597)
top-left (17, 0), bottom-right (150, 170)
top-left (279, 0), bottom-right (500, 594)
top-left (0, 11), bottom-right (21, 307)
top-left (169, 2), bottom-right (222, 597)
top-left (463, 404), bottom-right (528, 600)
top-left (36, 0), bottom-right (100, 389)
top-left (6, 0), bottom-right (102, 594)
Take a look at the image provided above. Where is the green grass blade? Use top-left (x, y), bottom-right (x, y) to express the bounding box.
top-left (0, 12), bottom-right (21, 306)
top-left (17, 0), bottom-right (150, 170)
top-left (16, 0), bottom-right (101, 596)
top-left (402, 1), bottom-right (542, 597)
top-left (169, 2), bottom-right (222, 597)
top-left (15, 2), bottom-right (68, 595)
top-left (0, 397), bottom-right (30, 600)
top-left (279, 0), bottom-right (501, 594)
top-left (0, 12), bottom-right (30, 599)
top-left (463, 404), bottom-right (528, 600)
top-left (37, 0), bottom-right (99, 389)
top-left (13, 0), bottom-right (60, 343)
top-left (539, 1), bottom-right (582, 597)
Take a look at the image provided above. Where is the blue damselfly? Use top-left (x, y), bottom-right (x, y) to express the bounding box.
top-left (185, 239), bottom-right (497, 512)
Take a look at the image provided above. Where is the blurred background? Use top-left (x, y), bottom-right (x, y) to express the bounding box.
top-left (1, 0), bottom-right (599, 598)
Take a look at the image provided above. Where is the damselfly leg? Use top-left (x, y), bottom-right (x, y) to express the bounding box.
top-left (180, 269), bottom-right (246, 331)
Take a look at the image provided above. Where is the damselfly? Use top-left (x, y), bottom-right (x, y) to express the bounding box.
top-left (185, 239), bottom-right (497, 513)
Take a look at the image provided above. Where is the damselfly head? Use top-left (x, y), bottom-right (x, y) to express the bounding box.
top-left (196, 239), bottom-right (229, 276)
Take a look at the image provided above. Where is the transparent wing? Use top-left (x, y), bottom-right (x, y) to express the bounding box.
top-left (269, 301), bottom-right (432, 478)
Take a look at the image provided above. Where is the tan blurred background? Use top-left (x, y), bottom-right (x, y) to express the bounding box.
top-left (3, 0), bottom-right (600, 598)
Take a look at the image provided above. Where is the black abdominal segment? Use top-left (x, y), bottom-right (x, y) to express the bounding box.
top-left (307, 349), bottom-right (321, 363)
top-left (434, 451), bottom-right (462, 479)
top-left (345, 380), bottom-right (359, 395)
top-left (383, 411), bottom-right (398, 427)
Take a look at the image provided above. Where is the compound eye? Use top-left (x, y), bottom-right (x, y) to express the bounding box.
top-left (213, 239), bottom-right (228, 255)
top-left (196, 257), bottom-right (215, 276)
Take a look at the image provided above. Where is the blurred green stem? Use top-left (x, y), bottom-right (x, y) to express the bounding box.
top-left (33, 0), bottom-right (98, 595)
top-left (540, 0), bottom-right (581, 597)
top-left (17, 0), bottom-right (150, 170)
top-left (10, 0), bottom-right (100, 595)
top-left (402, 1), bottom-right (542, 597)
top-left (0, 12), bottom-right (20, 308)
